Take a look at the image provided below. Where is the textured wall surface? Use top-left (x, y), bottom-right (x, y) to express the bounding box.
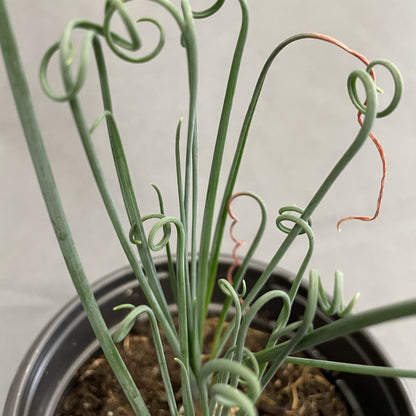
top-left (1, 0), bottom-right (416, 410)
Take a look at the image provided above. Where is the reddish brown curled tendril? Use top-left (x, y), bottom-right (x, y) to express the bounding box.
top-left (336, 114), bottom-right (386, 231)
top-left (308, 33), bottom-right (385, 231)
top-left (226, 192), bottom-right (246, 289)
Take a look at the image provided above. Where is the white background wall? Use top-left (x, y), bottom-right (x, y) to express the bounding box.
top-left (1, 0), bottom-right (416, 410)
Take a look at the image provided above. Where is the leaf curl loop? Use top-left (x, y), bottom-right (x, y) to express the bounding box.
top-left (276, 206), bottom-right (312, 236)
top-left (40, 1), bottom-right (178, 103)
top-left (104, 5), bottom-right (165, 63)
top-left (348, 59), bottom-right (402, 118)
top-left (104, 0), bottom-right (142, 52)
top-left (274, 208), bottom-right (315, 302)
top-left (141, 213), bottom-right (173, 252)
top-left (39, 27), bottom-right (94, 102)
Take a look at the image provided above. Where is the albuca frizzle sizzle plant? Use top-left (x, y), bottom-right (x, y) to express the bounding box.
top-left (1, 0), bottom-right (415, 415)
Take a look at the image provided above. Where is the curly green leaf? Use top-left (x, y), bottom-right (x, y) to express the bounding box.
top-left (315, 269), bottom-right (359, 317)
top-left (113, 305), bottom-right (179, 415)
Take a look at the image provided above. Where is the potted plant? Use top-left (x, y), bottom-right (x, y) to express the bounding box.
top-left (1, 0), bottom-right (415, 415)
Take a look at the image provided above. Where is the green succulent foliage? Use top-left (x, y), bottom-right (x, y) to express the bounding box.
top-left (0, 0), bottom-right (414, 415)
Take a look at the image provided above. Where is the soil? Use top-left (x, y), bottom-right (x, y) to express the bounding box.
top-left (56, 317), bottom-right (349, 416)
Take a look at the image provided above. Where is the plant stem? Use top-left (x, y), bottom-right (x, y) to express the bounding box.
top-left (0, 2), bottom-right (148, 414)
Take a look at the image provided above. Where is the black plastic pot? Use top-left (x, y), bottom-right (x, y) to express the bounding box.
top-left (4, 260), bottom-right (415, 415)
